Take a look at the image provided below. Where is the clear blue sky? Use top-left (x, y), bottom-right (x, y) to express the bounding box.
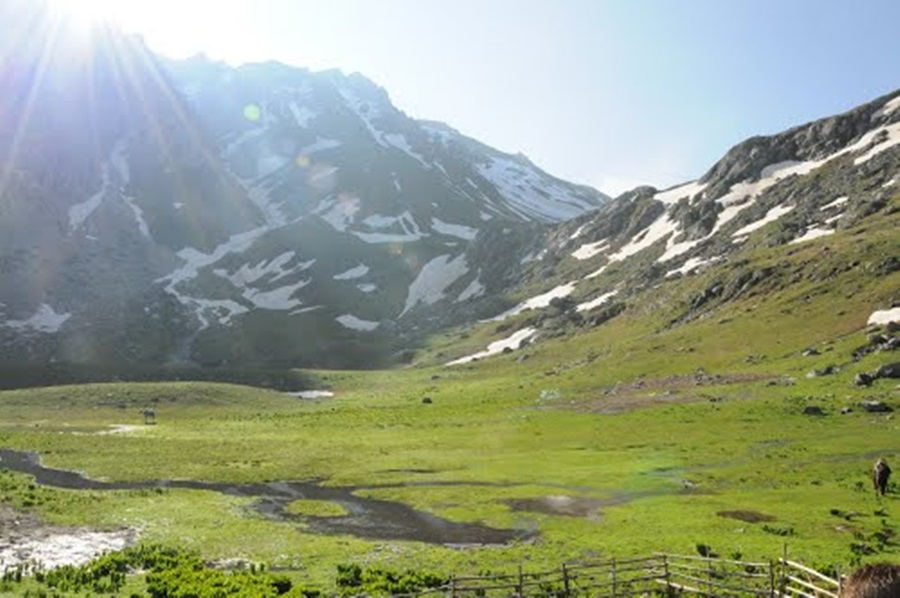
top-left (89, 0), bottom-right (900, 195)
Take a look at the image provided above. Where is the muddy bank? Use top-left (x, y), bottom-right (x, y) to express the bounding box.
top-left (0, 449), bottom-right (532, 546)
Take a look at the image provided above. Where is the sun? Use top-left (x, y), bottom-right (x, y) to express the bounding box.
top-left (46, 0), bottom-right (125, 26)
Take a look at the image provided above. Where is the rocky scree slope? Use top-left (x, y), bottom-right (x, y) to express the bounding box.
top-left (0, 7), bottom-right (606, 369)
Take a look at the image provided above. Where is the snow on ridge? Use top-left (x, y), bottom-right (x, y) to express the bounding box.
top-left (789, 227), bottom-right (834, 245)
top-left (431, 218), bottom-right (478, 241)
top-left (333, 264), bottom-right (370, 280)
top-left (852, 122), bottom-right (900, 165)
top-left (446, 327), bottom-right (537, 366)
top-left (571, 239), bottom-right (609, 261)
top-left (576, 290), bottom-right (618, 312)
top-left (336, 85), bottom-right (390, 148)
top-left (3, 304), bottom-right (71, 333)
top-left (384, 133), bottom-right (430, 167)
top-left (491, 282), bottom-right (577, 322)
top-left (655, 180), bottom-right (707, 205)
top-left (876, 95), bottom-right (900, 118)
top-left (357, 283), bottom-right (377, 293)
top-left (732, 205), bottom-right (794, 237)
top-left (400, 254), bottom-right (469, 317)
top-left (336, 314), bottom-right (380, 331)
top-left (868, 307), bottom-right (900, 326)
top-left (476, 156), bottom-right (596, 222)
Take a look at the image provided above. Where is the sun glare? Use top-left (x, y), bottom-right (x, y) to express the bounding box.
top-left (48, 0), bottom-right (123, 24)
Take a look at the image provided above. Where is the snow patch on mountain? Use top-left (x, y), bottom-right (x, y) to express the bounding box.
top-left (400, 254), bottom-right (469, 316)
top-left (121, 195), bottom-right (151, 238)
top-left (608, 213), bottom-right (678, 263)
top-left (446, 327), bottom-right (536, 366)
top-left (336, 314), bottom-right (380, 331)
top-left (316, 196), bottom-right (360, 232)
top-left (576, 290), bottom-right (617, 312)
top-left (289, 102), bottom-right (316, 127)
top-left (69, 166), bottom-right (109, 230)
top-left (852, 122), bottom-right (900, 165)
top-left (242, 279), bottom-right (309, 310)
top-left (571, 239), bottom-right (609, 261)
top-left (666, 257), bottom-right (718, 278)
top-left (823, 196), bottom-right (849, 210)
top-left (384, 133), bottom-right (429, 167)
top-left (431, 218), bottom-right (478, 240)
top-left (457, 276), bottom-right (485, 302)
top-left (491, 282), bottom-right (577, 322)
top-left (357, 283), bottom-right (377, 293)
top-left (191, 299), bottom-right (249, 326)
top-left (789, 227), bottom-right (834, 244)
top-left (655, 180), bottom-right (707, 205)
top-left (334, 264), bottom-right (370, 280)
top-left (476, 156), bottom-right (598, 222)
top-left (732, 205), bottom-right (794, 237)
top-left (3, 304), bottom-right (71, 333)
top-left (868, 307), bottom-right (900, 326)
top-left (214, 252), bottom-right (306, 287)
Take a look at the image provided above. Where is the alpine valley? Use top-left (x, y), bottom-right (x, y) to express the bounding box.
top-left (0, 3), bottom-right (898, 378)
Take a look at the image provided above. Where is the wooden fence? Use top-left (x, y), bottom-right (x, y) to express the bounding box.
top-left (385, 553), bottom-right (842, 597)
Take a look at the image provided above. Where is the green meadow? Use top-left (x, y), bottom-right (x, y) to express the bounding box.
top-left (0, 198), bottom-right (898, 594)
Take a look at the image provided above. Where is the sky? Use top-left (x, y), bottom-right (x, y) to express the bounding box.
top-left (60, 0), bottom-right (900, 196)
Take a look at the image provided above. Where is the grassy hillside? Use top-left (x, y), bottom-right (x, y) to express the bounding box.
top-left (0, 192), bottom-right (897, 596)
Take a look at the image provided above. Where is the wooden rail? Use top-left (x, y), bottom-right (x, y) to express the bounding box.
top-left (380, 552), bottom-right (843, 597)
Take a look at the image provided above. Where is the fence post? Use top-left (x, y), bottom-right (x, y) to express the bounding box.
top-left (769, 560), bottom-right (776, 597)
top-left (662, 554), bottom-right (671, 597)
top-left (611, 557), bottom-right (617, 598)
top-left (562, 563), bottom-right (570, 597)
top-left (450, 575), bottom-right (457, 598)
top-left (707, 556), bottom-right (713, 596)
top-left (517, 563), bottom-right (524, 598)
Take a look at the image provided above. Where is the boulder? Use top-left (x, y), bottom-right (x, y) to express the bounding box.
top-left (859, 400), bottom-right (893, 413)
top-left (803, 406), bottom-right (826, 416)
top-left (874, 362), bottom-right (900, 379)
top-left (802, 347), bottom-right (820, 357)
top-left (421, 397), bottom-right (433, 404)
top-left (854, 373), bottom-right (874, 387)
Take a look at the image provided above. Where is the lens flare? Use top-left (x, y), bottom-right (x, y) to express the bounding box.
top-left (243, 104), bottom-right (261, 122)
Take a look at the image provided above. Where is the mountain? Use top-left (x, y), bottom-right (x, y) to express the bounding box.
top-left (1, 4), bottom-right (897, 374)
top-left (429, 89), bottom-right (899, 367)
top-left (0, 6), bottom-right (606, 370)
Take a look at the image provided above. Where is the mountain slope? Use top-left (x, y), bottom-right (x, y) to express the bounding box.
top-left (431, 90), bottom-right (900, 368)
top-left (0, 7), bottom-right (607, 368)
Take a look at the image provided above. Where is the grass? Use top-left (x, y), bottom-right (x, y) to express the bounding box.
top-left (0, 195), bottom-right (897, 593)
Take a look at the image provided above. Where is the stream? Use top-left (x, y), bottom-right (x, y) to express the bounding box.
top-left (0, 449), bottom-right (533, 546)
